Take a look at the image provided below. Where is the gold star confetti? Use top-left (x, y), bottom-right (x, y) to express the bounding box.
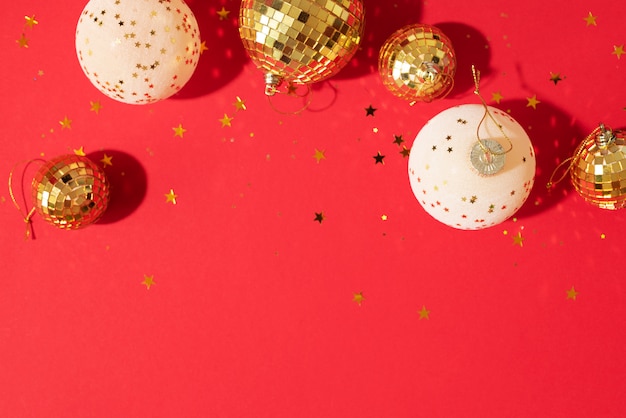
top-left (353, 292), bottom-right (364, 306)
top-left (73, 146), bottom-right (86, 156)
top-left (373, 152), bottom-right (385, 164)
top-left (314, 212), bottom-right (325, 223)
top-left (393, 134), bottom-right (404, 145)
top-left (233, 96), bottom-right (247, 111)
top-left (512, 231), bottom-right (524, 247)
top-left (165, 189), bottom-right (178, 204)
top-left (566, 286), bottom-right (578, 300)
top-left (142, 275), bottom-right (155, 290)
top-left (313, 149), bottom-right (326, 163)
top-left (612, 44), bottom-right (624, 59)
top-left (381, 214), bottom-right (388, 221)
top-left (16, 34), bottom-right (29, 48)
top-left (219, 114), bottom-right (233, 127)
top-left (199, 41), bottom-right (208, 55)
top-left (90, 100), bottom-right (102, 114)
top-left (101, 153), bottom-right (113, 167)
top-left (491, 90), bottom-right (503, 104)
top-left (24, 15), bottom-right (39, 29)
top-left (217, 7), bottom-right (231, 20)
top-left (600, 233), bottom-right (606, 239)
top-left (418, 306), bottom-right (430, 320)
top-left (400, 146), bottom-right (411, 158)
top-left (526, 95), bottom-right (540, 109)
top-left (59, 116), bottom-right (72, 129)
top-left (173, 123), bottom-right (187, 138)
top-left (584, 12), bottom-right (597, 26)
top-left (365, 105), bottom-right (377, 116)
top-left (549, 72), bottom-right (563, 85)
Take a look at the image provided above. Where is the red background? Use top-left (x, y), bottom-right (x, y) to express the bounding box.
top-left (2, 1), bottom-right (625, 417)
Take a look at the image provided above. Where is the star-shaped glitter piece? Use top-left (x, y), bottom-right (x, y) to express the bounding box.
top-left (526, 95), bottom-right (540, 109)
top-left (549, 72), bottom-right (563, 85)
top-left (314, 212), bottom-right (325, 223)
top-left (613, 45), bottom-right (624, 59)
top-left (233, 96), bottom-right (246, 111)
top-left (392, 134), bottom-right (404, 146)
top-left (566, 286), bottom-right (578, 300)
top-left (142, 274), bottom-right (155, 290)
top-left (59, 116), bottom-right (72, 129)
top-left (165, 189), bottom-right (178, 204)
top-left (373, 152), bottom-right (385, 164)
top-left (313, 149), bottom-right (326, 163)
top-left (365, 105), bottom-right (377, 116)
top-left (512, 231), bottom-right (524, 247)
top-left (173, 123), bottom-right (187, 138)
top-left (199, 41), bottom-right (208, 55)
top-left (219, 114), bottom-right (233, 127)
top-left (491, 90), bottom-right (503, 104)
top-left (418, 305), bottom-right (430, 320)
top-left (217, 7), bottom-right (230, 20)
top-left (584, 12), bottom-right (597, 26)
top-left (16, 34), bottom-right (29, 48)
top-left (24, 15), bottom-right (39, 29)
top-left (353, 292), bottom-right (364, 306)
top-left (381, 214), bottom-right (388, 221)
top-left (90, 100), bottom-right (102, 114)
top-left (400, 146), bottom-right (411, 158)
top-left (101, 153), bottom-right (113, 167)
top-left (74, 146), bottom-right (86, 156)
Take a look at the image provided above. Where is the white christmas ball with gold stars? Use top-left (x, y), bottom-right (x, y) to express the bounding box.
top-left (75, 0), bottom-right (201, 104)
top-left (408, 104), bottom-right (536, 230)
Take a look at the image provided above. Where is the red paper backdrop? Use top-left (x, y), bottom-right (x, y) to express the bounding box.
top-left (1, 1), bottom-right (625, 417)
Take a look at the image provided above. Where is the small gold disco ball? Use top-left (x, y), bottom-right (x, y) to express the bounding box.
top-left (378, 24), bottom-right (456, 102)
top-left (238, 0), bottom-right (365, 95)
top-left (570, 124), bottom-right (626, 210)
top-left (32, 154), bottom-right (110, 229)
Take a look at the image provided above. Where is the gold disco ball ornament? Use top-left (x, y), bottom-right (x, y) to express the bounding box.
top-left (569, 124), bottom-right (626, 209)
top-left (379, 24), bottom-right (456, 102)
top-left (32, 155), bottom-right (110, 229)
top-left (75, 0), bottom-right (201, 104)
top-left (239, 0), bottom-right (365, 95)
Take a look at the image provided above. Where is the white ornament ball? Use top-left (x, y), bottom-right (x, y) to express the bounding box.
top-left (75, 0), bottom-right (201, 104)
top-left (408, 104), bottom-right (536, 230)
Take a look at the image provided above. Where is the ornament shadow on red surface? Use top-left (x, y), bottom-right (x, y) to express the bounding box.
top-left (172, 0), bottom-right (248, 99)
top-left (332, 0), bottom-right (424, 80)
top-left (435, 21), bottom-right (492, 98)
top-left (501, 99), bottom-right (584, 218)
top-left (87, 150), bottom-right (147, 225)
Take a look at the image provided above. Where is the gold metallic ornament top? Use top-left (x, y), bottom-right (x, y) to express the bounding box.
top-left (239, 0), bottom-right (365, 95)
top-left (32, 155), bottom-right (110, 229)
top-left (379, 24), bottom-right (456, 102)
top-left (569, 124), bottom-right (626, 209)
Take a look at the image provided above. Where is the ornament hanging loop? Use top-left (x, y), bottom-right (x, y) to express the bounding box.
top-left (265, 74), bottom-right (313, 115)
top-left (8, 159), bottom-right (45, 240)
top-left (470, 65), bottom-right (512, 175)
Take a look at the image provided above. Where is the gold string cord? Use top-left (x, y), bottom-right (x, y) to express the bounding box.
top-left (472, 65), bottom-right (513, 158)
top-left (546, 125), bottom-right (603, 189)
top-left (8, 159), bottom-right (45, 240)
top-left (267, 81), bottom-right (313, 115)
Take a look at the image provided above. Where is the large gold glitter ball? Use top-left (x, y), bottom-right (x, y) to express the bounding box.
top-left (570, 124), bottom-right (626, 209)
top-left (32, 155), bottom-right (110, 229)
top-left (379, 24), bottom-right (456, 102)
top-left (239, 0), bottom-right (365, 95)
